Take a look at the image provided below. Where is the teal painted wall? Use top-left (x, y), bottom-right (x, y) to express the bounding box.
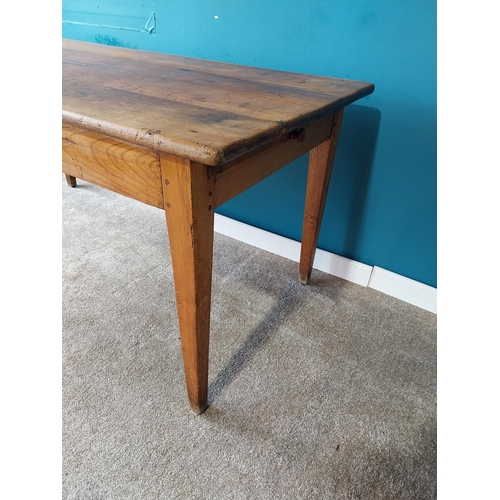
top-left (63, 1), bottom-right (437, 288)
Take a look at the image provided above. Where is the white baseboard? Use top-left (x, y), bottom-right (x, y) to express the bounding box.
top-left (368, 267), bottom-right (437, 314)
top-left (213, 214), bottom-right (372, 286)
top-left (214, 213), bottom-right (437, 314)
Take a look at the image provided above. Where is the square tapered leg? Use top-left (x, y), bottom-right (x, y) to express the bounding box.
top-left (161, 153), bottom-right (215, 414)
top-left (299, 109), bottom-right (344, 284)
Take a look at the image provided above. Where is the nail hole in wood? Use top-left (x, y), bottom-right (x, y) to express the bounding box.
top-left (290, 128), bottom-right (306, 142)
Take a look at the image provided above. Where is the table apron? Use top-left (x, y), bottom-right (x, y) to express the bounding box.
top-left (62, 124), bottom-right (164, 209)
top-left (212, 112), bottom-right (335, 208)
top-left (62, 110), bottom-right (336, 211)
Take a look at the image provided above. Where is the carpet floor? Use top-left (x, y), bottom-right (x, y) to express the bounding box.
top-left (62, 176), bottom-right (437, 500)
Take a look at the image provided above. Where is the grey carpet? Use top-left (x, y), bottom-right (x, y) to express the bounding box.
top-left (62, 176), bottom-right (437, 500)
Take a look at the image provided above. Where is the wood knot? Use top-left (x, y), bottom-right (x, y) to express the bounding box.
top-left (290, 128), bottom-right (306, 142)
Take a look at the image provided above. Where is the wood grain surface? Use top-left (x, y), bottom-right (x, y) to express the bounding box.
top-left (62, 124), bottom-right (163, 208)
top-left (299, 110), bottom-right (344, 284)
top-left (63, 39), bottom-right (374, 167)
top-left (161, 153), bottom-right (215, 414)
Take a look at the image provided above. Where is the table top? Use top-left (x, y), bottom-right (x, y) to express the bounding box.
top-left (62, 39), bottom-right (374, 167)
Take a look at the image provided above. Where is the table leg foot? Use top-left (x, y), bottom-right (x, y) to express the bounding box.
top-left (299, 109), bottom-right (344, 284)
top-left (190, 402), bottom-right (208, 415)
top-left (65, 174), bottom-right (77, 187)
top-left (299, 275), bottom-right (310, 285)
top-left (161, 153), bottom-right (215, 415)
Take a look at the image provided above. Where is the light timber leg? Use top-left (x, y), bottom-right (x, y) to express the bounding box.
top-left (161, 153), bottom-right (215, 415)
top-left (299, 109), bottom-right (344, 284)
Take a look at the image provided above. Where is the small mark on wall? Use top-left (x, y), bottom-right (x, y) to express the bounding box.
top-left (62, 2), bottom-right (156, 35)
top-left (95, 34), bottom-right (131, 47)
top-left (145, 10), bottom-right (156, 33)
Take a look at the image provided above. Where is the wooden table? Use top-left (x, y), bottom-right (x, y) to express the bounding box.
top-left (62, 39), bottom-right (374, 414)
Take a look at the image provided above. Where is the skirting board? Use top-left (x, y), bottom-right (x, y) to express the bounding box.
top-left (214, 213), bottom-right (437, 314)
top-left (368, 267), bottom-right (437, 314)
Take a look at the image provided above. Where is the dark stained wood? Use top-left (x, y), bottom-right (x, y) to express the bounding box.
top-left (63, 39), bottom-right (374, 167)
top-left (65, 174), bottom-right (77, 187)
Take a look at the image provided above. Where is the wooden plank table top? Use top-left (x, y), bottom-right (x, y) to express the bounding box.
top-left (62, 38), bottom-right (374, 414)
top-left (63, 39), bottom-right (373, 166)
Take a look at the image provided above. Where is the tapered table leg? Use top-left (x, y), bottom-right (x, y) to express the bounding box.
top-left (299, 109), bottom-right (344, 284)
top-left (161, 153), bottom-right (215, 414)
